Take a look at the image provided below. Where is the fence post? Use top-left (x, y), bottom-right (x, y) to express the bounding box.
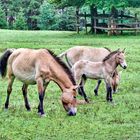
top-left (108, 18), bottom-right (111, 36)
top-left (90, 4), bottom-right (97, 34)
top-left (84, 12), bottom-right (87, 34)
top-left (120, 10), bottom-right (124, 35)
top-left (94, 17), bottom-right (97, 34)
top-left (103, 10), bottom-right (105, 24)
top-left (135, 13), bottom-right (138, 35)
top-left (76, 7), bottom-right (80, 34)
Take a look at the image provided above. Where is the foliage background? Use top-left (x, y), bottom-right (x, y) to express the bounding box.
top-left (0, 0), bottom-right (140, 30)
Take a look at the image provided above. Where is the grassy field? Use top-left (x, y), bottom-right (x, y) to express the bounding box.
top-left (0, 29), bottom-right (140, 140)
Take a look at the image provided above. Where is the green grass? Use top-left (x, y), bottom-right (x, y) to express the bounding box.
top-left (0, 29), bottom-right (140, 140)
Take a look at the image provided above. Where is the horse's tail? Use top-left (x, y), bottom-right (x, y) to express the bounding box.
top-left (0, 49), bottom-right (14, 78)
top-left (58, 51), bottom-right (72, 68)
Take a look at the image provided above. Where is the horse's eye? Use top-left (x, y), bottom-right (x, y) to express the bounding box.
top-left (74, 96), bottom-right (76, 99)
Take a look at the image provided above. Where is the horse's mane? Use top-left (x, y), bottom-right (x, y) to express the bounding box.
top-left (47, 49), bottom-right (76, 85)
top-left (103, 50), bottom-right (119, 62)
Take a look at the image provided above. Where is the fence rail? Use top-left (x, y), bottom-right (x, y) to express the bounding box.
top-left (76, 6), bottom-right (140, 35)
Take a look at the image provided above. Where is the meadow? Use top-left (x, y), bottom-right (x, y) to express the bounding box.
top-left (0, 29), bottom-right (140, 140)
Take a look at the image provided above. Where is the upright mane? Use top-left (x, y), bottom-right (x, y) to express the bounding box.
top-left (47, 49), bottom-right (76, 85)
top-left (103, 50), bottom-right (119, 62)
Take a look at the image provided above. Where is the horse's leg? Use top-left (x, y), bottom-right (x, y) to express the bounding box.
top-left (78, 75), bottom-right (89, 103)
top-left (38, 82), bottom-right (49, 114)
top-left (5, 75), bottom-right (15, 109)
top-left (108, 78), bottom-right (113, 102)
top-left (105, 82), bottom-right (110, 102)
top-left (109, 86), bottom-right (113, 102)
top-left (109, 87), bottom-right (113, 102)
top-left (94, 80), bottom-right (102, 96)
top-left (22, 84), bottom-right (30, 111)
top-left (105, 83), bottom-right (113, 102)
top-left (78, 80), bottom-right (83, 96)
top-left (38, 92), bottom-right (45, 114)
top-left (36, 77), bottom-right (45, 116)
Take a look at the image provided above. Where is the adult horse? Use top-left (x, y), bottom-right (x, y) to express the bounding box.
top-left (59, 46), bottom-right (120, 102)
top-left (72, 49), bottom-right (127, 102)
top-left (0, 48), bottom-right (78, 116)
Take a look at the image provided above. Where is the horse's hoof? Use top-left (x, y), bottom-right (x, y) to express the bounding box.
top-left (86, 100), bottom-right (90, 103)
top-left (108, 100), bottom-right (113, 102)
top-left (94, 89), bottom-right (98, 96)
top-left (113, 90), bottom-right (118, 94)
top-left (107, 99), bottom-right (111, 102)
top-left (85, 98), bottom-right (90, 103)
top-left (110, 99), bottom-right (113, 102)
top-left (38, 112), bottom-right (46, 117)
top-left (107, 100), bottom-right (115, 105)
top-left (40, 114), bottom-right (46, 117)
top-left (4, 108), bottom-right (8, 112)
top-left (26, 106), bottom-right (31, 111)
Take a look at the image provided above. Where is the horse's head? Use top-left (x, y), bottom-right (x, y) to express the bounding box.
top-left (61, 86), bottom-right (78, 116)
top-left (116, 49), bottom-right (127, 69)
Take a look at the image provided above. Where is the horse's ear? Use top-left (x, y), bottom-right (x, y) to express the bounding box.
top-left (71, 85), bottom-right (79, 90)
top-left (122, 48), bottom-right (126, 53)
top-left (116, 49), bottom-right (121, 54)
top-left (117, 48), bottom-right (120, 51)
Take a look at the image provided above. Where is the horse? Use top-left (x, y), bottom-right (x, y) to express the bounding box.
top-left (0, 48), bottom-right (78, 116)
top-left (59, 46), bottom-right (120, 101)
top-left (72, 49), bottom-right (127, 102)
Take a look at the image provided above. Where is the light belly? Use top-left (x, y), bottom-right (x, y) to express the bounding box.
top-left (84, 70), bottom-right (104, 80)
top-left (87, 73), bottom-right (104, 80)
top-left (13, 69), bottom-right (36, 85)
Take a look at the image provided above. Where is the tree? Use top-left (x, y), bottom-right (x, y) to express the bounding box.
top-left (49, 0), bottom-right (85, 8)
top-left (50, 0), bottom-right (129, 9)
top-left (128, 0), bottom-right (140, 7)
top-left (14, 8), bottom-right (27, 30)
top-left (58, 7), bottom-right (76, 31)
top-left (38, 1), bottom-right (57, 30)
top-left (24, 0), bottom-right (43, 30)
top-left (0, 2), bottom-right (7, 28)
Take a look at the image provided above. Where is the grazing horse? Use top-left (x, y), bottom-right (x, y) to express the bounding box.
top-left (59, 46), bottom-right (120, 100)
top-left (72, 49), bottom-right (127, 102)
top-left (0, 48), bottom-right (78, 116)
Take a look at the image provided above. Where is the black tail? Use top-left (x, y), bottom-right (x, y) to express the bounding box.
top-left (0, 49), bottom-right (13, 78)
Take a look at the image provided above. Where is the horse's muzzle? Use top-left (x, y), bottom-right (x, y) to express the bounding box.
top-left (123, 66), bottom-right (127, 69)
top-left (68, 107), bottom-right (77, 116)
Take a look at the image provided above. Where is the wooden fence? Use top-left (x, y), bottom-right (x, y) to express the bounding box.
top-left (76, 6), bottom-right (140, 35)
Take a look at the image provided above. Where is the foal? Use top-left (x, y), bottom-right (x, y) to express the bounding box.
top-left (72, 49), bottom-right (127, 102)
top-left (59, 46), bottom-right (120, 97)
top-left (0, 48), bottom-right (78, 116)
